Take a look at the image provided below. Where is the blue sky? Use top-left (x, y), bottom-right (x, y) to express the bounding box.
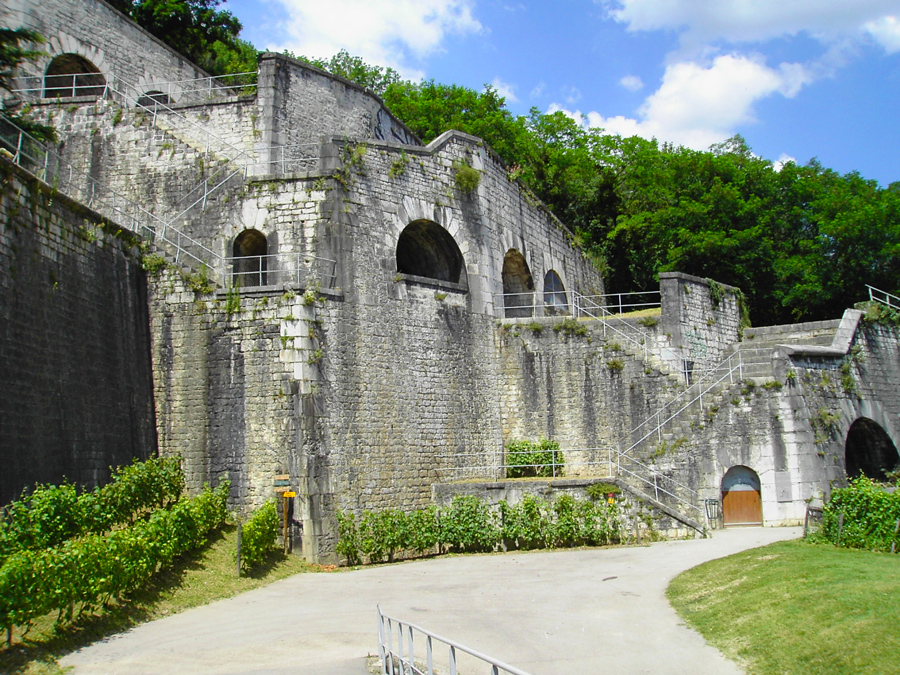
top-left (222, 0), bottom-right (900, 187)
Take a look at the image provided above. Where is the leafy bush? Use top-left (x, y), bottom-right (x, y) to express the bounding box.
top-left (0, 456), bottom-right (184, 563)
top-left (439, 495), bottom-right (499, 553)
top-left (334, 494), bottom-right (621, 566)
top-left (0, 481), bottom-right (228, 638)
top-left (240, 500), bottom-right (279, 571)
top-left (505, 439), bottom-right (563, 478)
top-left (820, 476), bottom-right (900, 551)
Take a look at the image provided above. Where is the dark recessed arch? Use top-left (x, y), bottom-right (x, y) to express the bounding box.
top-left (396, 219), bottom-right (465, 285)
top-left (502, 249), bottom-right (534, 318)
top-left (543, 269), bottom-right (569, 316)
top-left (721, 465), bottom-right (762, 526)
top-left (232, 229), bottom-right (268, 287)
top-left (44, 54), bottom-right (105, 99)
top-left (845, 418), bottom-right (899, 481)
top-left (136, 90), bottom-right (171, 107)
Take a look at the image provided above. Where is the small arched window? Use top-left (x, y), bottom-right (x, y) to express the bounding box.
top-left (136, 90), bottom-right (170, 107)
top-left (543, 269), bottom-right (568, 316)
top-left (232, 229), bottom-right (268, 287)
top-left (502, 249), bottom-right (534, 318)
top-left (396, 219), bottom-right (465, 285)
top-left (44, 54), bottom-right (106, 99)
top-left (845, 418), bottom-right (899, 481)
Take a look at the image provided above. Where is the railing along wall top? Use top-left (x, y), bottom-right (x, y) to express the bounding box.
top-left (867, 285), bottom-right (900, 310)
top-left (378, 606), bottom-right (533, 675)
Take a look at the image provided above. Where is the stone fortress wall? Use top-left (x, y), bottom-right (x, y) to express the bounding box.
top-left (0, 156), bottom-right (157, 505)
top-left (5, 0), bottom-right (900, 561)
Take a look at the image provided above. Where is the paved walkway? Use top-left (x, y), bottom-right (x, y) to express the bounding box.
top-left (62, 526), bottom-right (801, 675)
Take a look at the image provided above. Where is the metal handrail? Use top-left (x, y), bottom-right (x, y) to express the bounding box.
top-left (867, 285), bottom-right (900, 310)
top-left (621, 350), bottom-right (749, 459)
top-left (225, 253), bottom-right (338, 289)
top-left (378, 606), bottom-right (532, 675)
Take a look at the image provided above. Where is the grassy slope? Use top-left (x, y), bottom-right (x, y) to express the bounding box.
top-left (667, 539), bottom-right (900, 675)
top-left (0, 525), bottom-right (332, 675)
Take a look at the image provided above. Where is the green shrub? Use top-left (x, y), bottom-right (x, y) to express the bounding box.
top-left (505, 438), bottom-right (563, 478)
top-left (0, 456), bottom-right (184, 563)
top-left (820, 476), bottom-right (900, 551)
top-left (240, 500), bottom-right (279, 571)
top-left (500, 494), bottom-right (552, 549)
top-left (0, 481), bottom-right (228, 637)
top-left (439, 495), bottom-right (498, 553)
top-left (336, 511), bottom-right (361, 566)
top-left (453, 161), bottom-right (480, 192)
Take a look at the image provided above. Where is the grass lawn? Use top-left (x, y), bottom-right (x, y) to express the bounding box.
top-left (0, 525), bottom-right (333, 675)
top-left (667, 538), bottom-right (900, 675)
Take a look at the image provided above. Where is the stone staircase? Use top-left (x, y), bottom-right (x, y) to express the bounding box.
top-left (725, 319), bottom-right (843, 380)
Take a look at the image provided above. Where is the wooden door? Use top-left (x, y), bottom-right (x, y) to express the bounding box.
top-left (722, 488), bottom-right (762, 526)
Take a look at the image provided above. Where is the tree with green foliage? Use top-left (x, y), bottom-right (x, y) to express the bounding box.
top-left (106, 0), bottom-right (254, 76)
top-left (0, 27), bottom-right (57, 142)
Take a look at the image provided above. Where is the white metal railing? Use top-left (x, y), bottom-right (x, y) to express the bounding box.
top-left (496, 289), bottom-right (660, 319)
top-left (13, 70), bottom-right (256, 107)
top-left (867, 285), bottom-right (900, 310)
top-left (226, 253), bottom-right (337, 289)
top-left (620, 348), bottom-right (773, 460)
top-left (0, 115), bottom-right (337, 290)
top-left (431, 445), bottom-right (705, 520)
top-left (378, 606), bottom-right (532, 675)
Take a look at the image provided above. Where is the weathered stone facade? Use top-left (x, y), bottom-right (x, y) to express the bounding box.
top-left (5, 0), bottom-right (900, 561)
top-left (0, 156), bottom-right (157, 505)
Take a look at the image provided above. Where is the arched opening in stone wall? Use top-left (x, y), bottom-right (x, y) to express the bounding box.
top-left (845, 418), bottom-right (899, 480)
top-left (136, 90), bottom-right (171, 107)
top-left (232, 229), bottom-right (268, 287)
top-left (396, 219), bottom-right (465, 285)
top-left (721, 465), bottom-right (762, 526)
top-left (44, 54), bottom-right (106, 99)
top-left (543, 269), bottom-right (569, 316)
top-left (502, 249), bottom-right (534, 318)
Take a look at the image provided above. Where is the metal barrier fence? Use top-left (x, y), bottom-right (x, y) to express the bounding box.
top-left (226, 253), bottom-right (337, 290)
top-left (0, 114), bottom-right (338, 290)
top-left (867, 284), bottom-right (900, 311)
top-left (13, 70), bottom-right (256, 107)
top-left (496, 289), bottom-right (660, 319)
top-left (378, 606), bottom-right (532, 675)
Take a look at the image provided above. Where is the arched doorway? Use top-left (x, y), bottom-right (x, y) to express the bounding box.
top-left (721, 466), bottom-right (762, 526)
top-left (396, 219), bottom-right (465, 285)
top-left (845, 418), bottom-right (899, 481)
top-left (502, 249), bottom-right (534, 318)
top-left (232, 229), bottom-right (268, 287)
top-left (44, 54), bottom-right (106, 99)
top-left (543, 269), bottom-right (568, 316)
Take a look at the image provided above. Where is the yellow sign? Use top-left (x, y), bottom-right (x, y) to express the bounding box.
top-left (282, 491), bottom-right (296, 498)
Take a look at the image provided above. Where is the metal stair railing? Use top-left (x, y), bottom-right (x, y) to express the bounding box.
top-left (620, 350), bottom-right (748, 460)
top-left (867, 284), bottom-right (900, 311)
top-left (378, 606), bottom-right (532, 675)
top-left (1, 114), bottom-right (337, 290)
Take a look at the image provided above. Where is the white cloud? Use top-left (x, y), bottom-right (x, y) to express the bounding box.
top-left (605, 0), bottom-right (899, 53)
top-left (563, 85), bottom-right (582, 105)
top-left (773, 153), bottom-right (797, 171)
top-left (551, 54), bottom-right (814, 150)
top-left (865, 16), bottom-right (900, 53)
top-left (269, 0), bottom-right (482, 77)
top-left (530, 82), bottom-right (545, 98)
top-left (489, 77), bottom-right (518, 103)
top-left (619, 75), bottom-right (644, 91)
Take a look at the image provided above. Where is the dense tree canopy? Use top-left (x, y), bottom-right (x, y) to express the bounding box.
top-left (106, 0), bottom-right (254, 76)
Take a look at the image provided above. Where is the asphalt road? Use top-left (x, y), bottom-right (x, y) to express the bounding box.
top-left (62, 526), bottom-right (802, 674)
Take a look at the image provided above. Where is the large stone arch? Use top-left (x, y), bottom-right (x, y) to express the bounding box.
top-left (502, 249), bottom-right (535, 318)
top-left (845, 417), bottom-right (900, 480)
top-left (395, 219), bottom-right (466, 285)
top-left (44, 53), bottom-right (106, 99)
